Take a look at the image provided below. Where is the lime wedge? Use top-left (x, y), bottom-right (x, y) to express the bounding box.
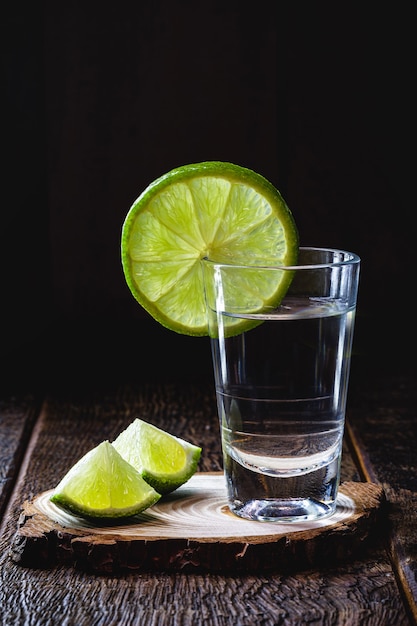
top-left (112, 418), bottom-right (202, 495)
top-left (121, 161), bottom-right (299, 335)
top-left (50, 441), bottom-right (161, 519)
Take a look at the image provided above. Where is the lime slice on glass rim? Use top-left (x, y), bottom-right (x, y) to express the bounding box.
top-left (50, 441), bottom-right (161, 519)
top-left (113, 418), bottom-right (202, 495)
top-left (121, 161), bottom-right (299, 336)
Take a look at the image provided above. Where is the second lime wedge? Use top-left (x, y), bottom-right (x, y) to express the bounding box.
top-left (112, 418), bottom-right (202, 495)
top-left (121, 161), bottom-right (299, 335)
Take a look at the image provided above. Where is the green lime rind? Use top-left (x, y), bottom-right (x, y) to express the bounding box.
top-left (50, 441), bottom-right (161, 519)
top-left (121, 161), bottom-right (299, 336)
top-left (112, 418), bottom-right (202, 495)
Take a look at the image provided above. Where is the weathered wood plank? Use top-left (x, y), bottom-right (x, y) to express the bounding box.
top-left (0, 560), bottom-right (410, 626)
top-left (0, 394), bottom-right (41, 520)
top-left (346, 370), bottom-right (417, 625)
top-left (0, 383), bottom-right (410, 625)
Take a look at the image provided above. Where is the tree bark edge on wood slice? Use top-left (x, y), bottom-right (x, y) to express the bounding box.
top-left (10, 474), bottom-right (386, 574)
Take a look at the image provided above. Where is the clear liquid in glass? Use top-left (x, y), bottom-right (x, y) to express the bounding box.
top-left (211, 296), bottom-right (355, 522)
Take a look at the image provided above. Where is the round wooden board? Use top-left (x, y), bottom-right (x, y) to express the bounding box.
top-left (11, 473), bottom-right (385, 573)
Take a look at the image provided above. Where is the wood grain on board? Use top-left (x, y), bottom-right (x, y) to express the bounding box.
top-left (11, 474), bottom-right (385, 574)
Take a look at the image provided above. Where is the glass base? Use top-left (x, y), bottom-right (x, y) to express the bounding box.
top-left (229, 498), bottom-right (336, 523)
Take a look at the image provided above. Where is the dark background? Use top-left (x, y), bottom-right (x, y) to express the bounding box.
top-left (2, 3), bottom-right (414, 390)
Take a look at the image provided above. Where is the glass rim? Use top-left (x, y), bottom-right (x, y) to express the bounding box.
top-left (202, 246), bottom-right (360, 270)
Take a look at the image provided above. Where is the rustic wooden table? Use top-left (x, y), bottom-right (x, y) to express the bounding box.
top-left (1, 327), bottom-right (416, 626)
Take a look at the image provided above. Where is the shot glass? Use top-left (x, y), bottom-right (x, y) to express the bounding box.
top-left (202, 247), bottom-right (360, 522)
